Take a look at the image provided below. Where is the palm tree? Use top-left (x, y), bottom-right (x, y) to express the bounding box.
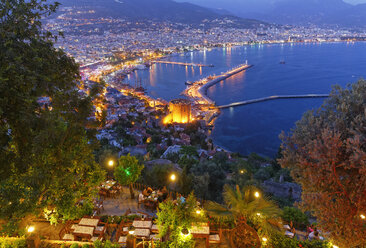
top-left (205, 185), bottom-right (282, 248)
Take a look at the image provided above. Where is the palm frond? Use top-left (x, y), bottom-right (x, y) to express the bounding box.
top-left (205, 200), bottom-right (233, 220)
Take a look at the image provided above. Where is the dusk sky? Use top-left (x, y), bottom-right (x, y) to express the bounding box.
top-left (179, 0), bottom-right (366, 4)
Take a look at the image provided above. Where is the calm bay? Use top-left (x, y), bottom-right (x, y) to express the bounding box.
top-left (125, 42), bottom-right (366, 157)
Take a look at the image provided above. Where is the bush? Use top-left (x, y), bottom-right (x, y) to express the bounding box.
top-left (281, 207), bottom-right (309, 229)
top-left (268, 234), bottom-right (332, 248)
top-left (0, 237), bottom-right (27, 248)
top-left (70, 244), bottom-right (79, 248)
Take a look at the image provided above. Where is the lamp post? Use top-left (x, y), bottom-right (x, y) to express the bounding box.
top-left (127, 225), bottom-right (136, 248)
top-left (26, 225), bottom-right (40, 248)
top-left (108, 159), bottom-right (115, 167)
top-left (254, 191), bottom-right (260, 198)
top-left (170, 173), bottom-right (176, 182)
top-left (107, 159), bottom-right (116, 179)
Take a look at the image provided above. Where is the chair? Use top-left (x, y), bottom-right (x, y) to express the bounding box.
top-left (209, 229), bottom-right (222, 245)
top-left (62, 233), bottom-right (75, 241)
top-left (151, 224), bottom-right (159, 234)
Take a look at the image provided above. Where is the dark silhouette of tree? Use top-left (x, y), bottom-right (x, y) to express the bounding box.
top-left (0, 0), bottom-right (105, 225)
top-left (279, 80), bottom-right (366, 248)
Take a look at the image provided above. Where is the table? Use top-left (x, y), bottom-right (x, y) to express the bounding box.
top-left (79, 218), bottom-right (100, 227)
top-left (134, 228), bottom-right (151, 238)
top-left (133, 220), bottom-right (152, 229)
top-left (191, 224), bottom-right (210, 235)
top-left (191, 223), bottom-right (210, 248)
top-left (100, 180), bottom-right (116, 190)
top-left (73, 225), bottom-right (94, 240)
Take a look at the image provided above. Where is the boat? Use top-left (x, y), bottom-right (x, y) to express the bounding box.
top-left (279, 61), bottom-right (286, 64)
top-left (185, 81), bottom-right (193, 86)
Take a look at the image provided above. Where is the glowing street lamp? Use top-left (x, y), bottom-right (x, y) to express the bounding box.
top-left (27, 226), bottom-right (35, 233)
top-left (108, 160), bottom-right (115, 167)
top-left (170, 173), bottom-right (176, 182)
top-left (196, 209), bottom-right (201, 215)
top-left (240, 170), bottom-right (245, 174)
top-left (360, 214), bottom-right (366, 220)
top-left (256, 213), bottom-right (261, 216)
top-left (262, 237), bottom-right (268, 242)
top-left (333, 245), bottom-right (339, 248)
top-left (254, 191), bottom-right (260, 198)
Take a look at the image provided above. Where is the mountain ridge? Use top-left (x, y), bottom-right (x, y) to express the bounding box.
top-left (55, 0), bottom-right (267, 28)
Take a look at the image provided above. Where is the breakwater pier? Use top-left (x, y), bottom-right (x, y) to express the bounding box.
top-left (198, 64), bottom-right (253, 104)
top-left (151, 61), bottom-right (214, 67)
top-left (217, 94), bottom-right (329, 109)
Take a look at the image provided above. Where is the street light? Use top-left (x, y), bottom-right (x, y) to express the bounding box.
top-left (27, 226), bottom-right (35, 233)
top-left (240, 170), bottom-right (245, 174)
top-left (262, 237), bottom-right (268, 242)
top-left (360, 214), bottom-right (366, 220)
top-left (254, 191), bottom-right (260, 198)
top-left (108, 160), bottom-right (114, 167)
top-left (196, 209), bottom-right (201, 215)
top-left (170, 173), bottom-right (176, 182)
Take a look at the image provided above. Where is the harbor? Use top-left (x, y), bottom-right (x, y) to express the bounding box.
top-left (151, 60), bottom-right (214, 67)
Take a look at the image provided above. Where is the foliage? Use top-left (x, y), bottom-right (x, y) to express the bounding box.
top-left (114, 154), bottom-right (144, 198)
top-left (140, 163), bottom-right (174, 189)
top-left (0, 237), bottom-right (26, 247)
top-left (267, 233), bottom-right (332, 248)
top-left (190, 160), bottom-right (228, 202)
top-left (156, 193), bottom-right (206, 248)
top-left (281, 207), bottom-right (309, 229)
top-left (114, 154), bottom-right (144, 185)
top-left (205, 185), bottom-right (282, 247)
top-left (279, 80), bottom-right (366, 248)
top-left (180, 146), bottom-right (198, 158)
top-left (93, 240), bottom-right (118, 248)
top-left (70, 244), bottom-right (79, 248)
top-left (0, 0), bottom-right (106, 224)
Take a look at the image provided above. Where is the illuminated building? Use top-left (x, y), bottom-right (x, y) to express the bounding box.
top-left (164, 99), bottom-right (192, 124)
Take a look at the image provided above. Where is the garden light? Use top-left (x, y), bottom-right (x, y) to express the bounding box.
top-left (181, 228), bottom-right (189, 236)
top-left (128, 225), bottom-right (135, 235)
top-left (108, 160), bottom-right (114, 167)
top-left (254, 191), bottom-right (260, 198)
top-left (27, 226), bottom-right (35, 233)
top-left (170, 173), bottom-right (176, 182)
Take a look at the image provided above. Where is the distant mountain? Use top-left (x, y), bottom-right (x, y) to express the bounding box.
top-left (55, 0), bottom-right (266, 28)
top-left (240, 0), bottom-right (366, 27)
top-left (177, 0), bottom-right (366, 27)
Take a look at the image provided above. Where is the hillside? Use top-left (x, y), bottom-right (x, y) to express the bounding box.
top-left (56, 0), bottom-right (266, 28)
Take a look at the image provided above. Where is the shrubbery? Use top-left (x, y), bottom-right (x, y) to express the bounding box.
top-left (281, 207), bottom-right (309, 229)
top-left (268, 234), bottom-right (332, 248)
top-left (0, 237), bottom-right (26, 248)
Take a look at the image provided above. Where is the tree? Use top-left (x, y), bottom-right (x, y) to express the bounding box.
top-left (205, 185), bottom-right (281, 248)
top-left (0, 0), bottom-right (105, 227)
top-left (279, 80), bottom-right (366, 248)
top-left (156, 193), bottom-right (206, 248)
top-left (114, 154), bottom-right (144, 199)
